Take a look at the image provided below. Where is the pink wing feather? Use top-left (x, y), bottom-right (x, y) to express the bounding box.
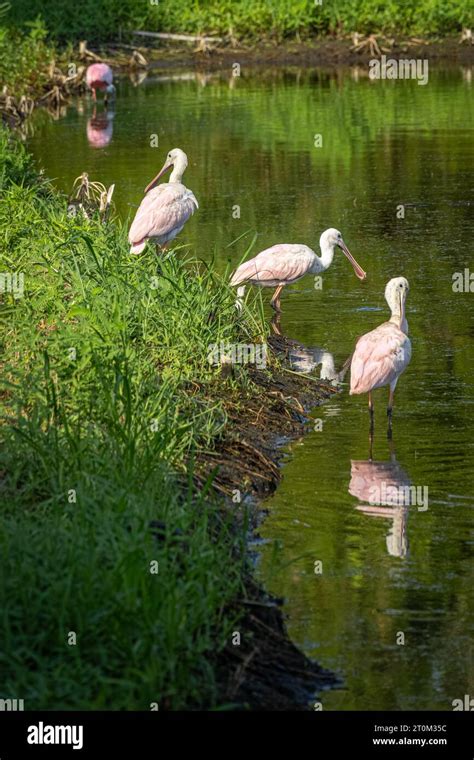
top-left (128, 184), bottom-right (198, 253)
top-left (230, 244), bottom-right (315, 286)
top-left (86, 63), bottom-right (113, 87)
top-left (350, 322), bottom-right (411, 394)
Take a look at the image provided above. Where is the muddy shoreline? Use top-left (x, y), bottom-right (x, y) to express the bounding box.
top-left (120, 36), bottom-right (474, 72)
top-left (195, 333), bottom-right (341, 709)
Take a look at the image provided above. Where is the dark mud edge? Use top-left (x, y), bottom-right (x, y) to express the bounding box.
top-left (194, 333), bottom-right (341, 710)
top-left (128, 36), bottom-right (474, 72)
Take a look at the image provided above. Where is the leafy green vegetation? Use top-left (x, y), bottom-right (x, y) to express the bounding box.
top-left (6, 0), bottom-right (474, 44)
top-left (0, 130), bottom-right (267, 709)
top-left (0, 16), bottom-right (56, 96)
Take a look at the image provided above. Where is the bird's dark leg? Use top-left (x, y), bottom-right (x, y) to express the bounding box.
top-left (369, 426), bottom-right (374, 461)
top-left (388, 434), bottom-right (396, 461)
top-left (156, 243), bottom-right (168, 256)
top-left (368, 402), bottom-right (375, 460)
top-left (368, 391), bottom-right (374, 435)
top-left (387, 388), bottom-right (394, 439)
top-left (271, 312), bottom-right (282, 336)
top-left (337, 351), bottom-right (353, 383)
top-left (270, 285), bottom-right (284, 312)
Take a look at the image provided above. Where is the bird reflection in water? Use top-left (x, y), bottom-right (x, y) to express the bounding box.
top-left (87, 107), bottom-right (114, 149)
top-left (270, 313), bottom-right (349, 385)
top-left (349, 437), bottom-right (410, 558)
top-left (129, 67), bottom-right (148, 87)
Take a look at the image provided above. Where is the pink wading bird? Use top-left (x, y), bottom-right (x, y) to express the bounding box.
top-left (350, 277), bottom-right (412, 429)
top-left (230, 228), bottom-right (366, 312)
top-left (128, 148), bottom-right (198, 254)
top-left (85, 63), bottom-right (115, 104)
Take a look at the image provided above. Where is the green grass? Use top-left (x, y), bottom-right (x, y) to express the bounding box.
top-left (0, 130), bottom-right (267, 709)
top-left (5, 0), bottom-right (473, 44)
top-left (1, 2), bottom-right (472, 96)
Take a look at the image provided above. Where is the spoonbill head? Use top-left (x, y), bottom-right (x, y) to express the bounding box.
top-left (128, 148), bottom-right (198, 255)
top-left (320, 228), bottom-right (367, 281)
top-left (350, 276), bottom-right (411, 431)
top-left (104, 83), bottom-right (116, 104)
top-left (230, 227), bottom-right (366, 312)
top-left (145, 148), bottom-right (189, 193)
top-left (384, 276), bottom-right (409, 333)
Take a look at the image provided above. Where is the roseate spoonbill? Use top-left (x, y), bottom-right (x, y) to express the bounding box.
top-left (85, 63), bottom-right (115, 105)
top-left (230, 228), bottom-right (366, 312)
top-left (128, 148), bottom-right (198, 254)
top-left (350, 277), bottom-right (411, 428)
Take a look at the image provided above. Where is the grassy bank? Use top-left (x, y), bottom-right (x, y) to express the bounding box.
top-left (6, 0), bottom-right (473, 44)
top-left (0, 130), bottom-right (270, 709)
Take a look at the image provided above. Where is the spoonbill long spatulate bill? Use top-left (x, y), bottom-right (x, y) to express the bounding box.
top-left (230, 228), bottom-right (366, 312)
top-left (350, 277), bottom-right (412, 428)
top-left (128, 148), bottom-right (199, 254)
top-left (85, 63), bottom-right (115, 104)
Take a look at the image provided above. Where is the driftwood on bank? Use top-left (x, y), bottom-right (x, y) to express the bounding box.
top-left (133, 30), bottom-right (224, 43)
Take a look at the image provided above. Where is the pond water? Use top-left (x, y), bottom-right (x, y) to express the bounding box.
top-left (28, 65), bottom-right (474, 710)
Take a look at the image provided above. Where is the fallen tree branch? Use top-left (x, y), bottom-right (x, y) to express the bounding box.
top-left (133, 30), bottom-right (224, 43)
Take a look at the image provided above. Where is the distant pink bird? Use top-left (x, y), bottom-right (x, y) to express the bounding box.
top-left (350, 277), bottom-right (411, 427)
top-left (85, 63), bottom-right (115, 104)
top-left (230, 228), bottom-right (366, 312)
top-left (128, 148), bottom-right (198, 254)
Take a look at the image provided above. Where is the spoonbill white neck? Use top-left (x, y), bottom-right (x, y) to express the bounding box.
top-left (385, 277), bottom-right (409, 333)
top-left (316, 230), bottom-right (337, 272)
top-left (169, 149), bottom-right (188, 183)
